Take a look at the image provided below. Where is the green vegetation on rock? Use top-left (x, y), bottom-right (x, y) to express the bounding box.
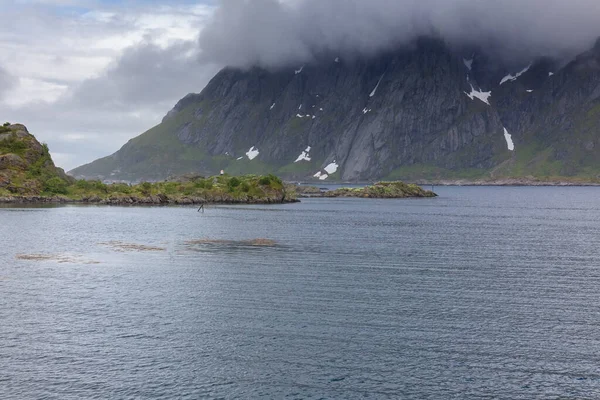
top-left (322, 181), bottom-right (437, 198)
top-left (288, 181), bottom-right (437, 198)
top-left (0, 123), bottom-right (73, 196)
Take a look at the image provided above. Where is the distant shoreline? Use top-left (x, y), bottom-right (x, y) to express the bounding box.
top-left (300, 179), bottom-right (600, 187)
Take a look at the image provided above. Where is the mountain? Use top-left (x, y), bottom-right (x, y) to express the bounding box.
top-left (70, 37), bottom-right (600, 182)
top-left (0, 123), bottom-right (73, 195)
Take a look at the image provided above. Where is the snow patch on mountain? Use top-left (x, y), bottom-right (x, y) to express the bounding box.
top-left (464, 85), bottom-right (491, 105)
top-left (503, 128), bottom-right (515, 151)
top-left (500, 65), bottom-right (531, 85)
top-left (463, 58), bottom-right (473, 71)
top-left (295, 146), bottom-right (312, 163)
top-left (324, 161), bottom-right (339, 174)
top-left (370, 74), bottom-right (385, 97)
top-left (246, 146), bottom-right (260, 160)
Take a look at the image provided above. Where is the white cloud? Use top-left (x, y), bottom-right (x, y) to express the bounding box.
top-left (4, 78), bottom-right (68, 107)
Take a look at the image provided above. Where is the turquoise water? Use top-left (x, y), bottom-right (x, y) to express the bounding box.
top-left (2, 187), bottom-right (600, 398)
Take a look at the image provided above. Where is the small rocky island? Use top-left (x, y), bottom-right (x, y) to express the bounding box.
top-left (292, 181), bottom-right (437, 198)
top-left (325, 181), bottom-right (437, 198)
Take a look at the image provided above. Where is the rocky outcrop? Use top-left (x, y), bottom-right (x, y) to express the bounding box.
top-left (0, 154), bottom-right (27, 170)
top-left (0, 124), bottom-right (74, 195)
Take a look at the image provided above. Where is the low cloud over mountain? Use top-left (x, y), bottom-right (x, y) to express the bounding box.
top-left (199, 0), bottom-right (600, 67)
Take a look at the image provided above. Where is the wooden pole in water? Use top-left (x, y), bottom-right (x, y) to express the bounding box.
top-left (198, 204), bottom-right (204, 213)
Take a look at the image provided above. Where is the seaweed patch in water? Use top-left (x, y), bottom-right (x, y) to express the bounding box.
top-left (16, 254), bottom-right (100, 264)
top-left (184, 238), bottom-right (278, 247)
top-left (100, 241), bottom-right (166, 252)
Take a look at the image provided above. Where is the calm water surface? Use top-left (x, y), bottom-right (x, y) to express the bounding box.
top-left (2, 187), bottom-right (600, 399)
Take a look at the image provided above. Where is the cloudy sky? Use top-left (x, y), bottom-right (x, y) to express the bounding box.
top-left (1, 0), bottom-right (220, 170)
top-left (2, 0), bottom-right (600, 171)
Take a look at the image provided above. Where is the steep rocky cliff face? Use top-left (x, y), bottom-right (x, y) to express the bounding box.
top-left (70, 38), bottom-right (600, 182)
top-left (491, 39), bottom-right (600, 178)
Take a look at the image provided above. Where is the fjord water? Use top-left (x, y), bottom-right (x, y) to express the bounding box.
top-left (2, 187), bottom-right (600, 399)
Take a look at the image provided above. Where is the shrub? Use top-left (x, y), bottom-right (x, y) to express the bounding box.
top-left (202, 179), bottom-right (213, 190)
top-left (162, 182), bottom-right (178, 195)
top-left (240, 182), bottom-right (250, 192)
top-left (267, 174), bottom-right (282, 185)
top-left (227, 177), bottom-right (241, 191)
top-left (108, 183), bottom-right (131, 194)
top-left (258, 176), bottom-right (271, 186)
top-left (75, 180), bottom-right (92, 190)
top-left (139, 182), bottom-right (152, 196)
top-left (44, 177), bottom-right (68, 195)
top-left (3, 122), bottom-right (10, 127)
top-left (89, 180), bottom-right (108, 193)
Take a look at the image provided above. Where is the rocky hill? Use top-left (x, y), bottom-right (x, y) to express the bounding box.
top-left (0, 123), bottom-right (73, 196)
top-left (70, 37), bottom-right (600, 182)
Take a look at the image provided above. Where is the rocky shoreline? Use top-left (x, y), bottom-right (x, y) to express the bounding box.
top-left (0, 194), bottom-right (299, 205)
top-left (0, 181), bottom-right (437, 204)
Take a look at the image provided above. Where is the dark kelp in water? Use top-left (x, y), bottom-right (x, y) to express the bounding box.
top-left (16, 254), bottom-right (100, 264)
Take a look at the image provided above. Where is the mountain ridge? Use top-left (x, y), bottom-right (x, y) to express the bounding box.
top-left (70, 37), bottom-right (600, 182)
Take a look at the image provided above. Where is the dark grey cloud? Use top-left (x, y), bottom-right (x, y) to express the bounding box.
top-left (199, 0), bottom-right (600, 68)
top-left (66, 40), bottom-right (218, 110)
